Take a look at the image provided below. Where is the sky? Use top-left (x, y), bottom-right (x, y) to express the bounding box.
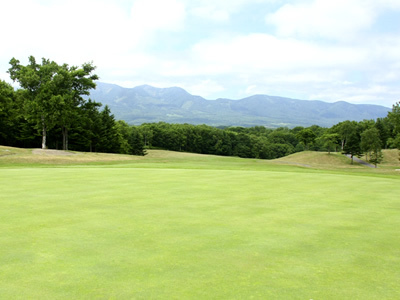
top-left (1, 0), bottom-right (400, 107)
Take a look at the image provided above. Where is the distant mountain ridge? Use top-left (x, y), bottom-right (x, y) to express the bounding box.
top-left (89, 82), bottom-right (390, 127)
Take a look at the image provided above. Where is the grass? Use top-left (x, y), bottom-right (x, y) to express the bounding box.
top-left (1, 146), bottom-right (400, 299)
top-left (0, 146), bottom-right (140, 166)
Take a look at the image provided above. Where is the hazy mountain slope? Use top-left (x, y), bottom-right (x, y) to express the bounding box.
top-left (89, 82), bottom-right (390, 127)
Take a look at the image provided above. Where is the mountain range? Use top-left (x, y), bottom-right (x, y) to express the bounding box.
top-left (89, 82), bottom-right (390, 128)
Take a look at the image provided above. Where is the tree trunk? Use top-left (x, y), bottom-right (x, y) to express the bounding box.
top-left (41, 116), bottom-right (47, 149)
top-left (62, 126), bottom-right (68, 150)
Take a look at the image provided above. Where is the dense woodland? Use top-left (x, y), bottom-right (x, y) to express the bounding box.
top-left (1, 57), bottom-right (400, 166)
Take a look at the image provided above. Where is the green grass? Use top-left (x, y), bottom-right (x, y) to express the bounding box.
top-left (1, 147), bottom-right (400, 299)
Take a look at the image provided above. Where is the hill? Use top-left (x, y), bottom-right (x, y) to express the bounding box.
top-left (89, 82), bottom-right (390, 127)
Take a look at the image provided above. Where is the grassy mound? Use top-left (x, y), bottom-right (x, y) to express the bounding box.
top-left (276, 150), bottom-right (400, 173)
top-left (275, 151), bottom-right (351, 168)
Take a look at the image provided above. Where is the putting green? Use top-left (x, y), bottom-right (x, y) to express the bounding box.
top-left (1, 165), bottom-right (399, 299)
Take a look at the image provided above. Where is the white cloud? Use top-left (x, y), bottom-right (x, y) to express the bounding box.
top-left (378, 0), bottom-right (400, 9)
top-left (190, 5), bottom-right (230, 22)
top-left (130, 0), bottom-right (186, 33)
top-left (190, 33), bottom-right (366, 72)
top-left (187, 0), bottom-right (269, 22)
top-left (183, 79), bottom-right (226, 98)
top-left (266, 0), bottom-right (376, 40)
top-left (1, 0), bottom-right (400, 108)
top-left (310, 84), bottom-right (399, 106)
top-left (0, 0), bottom-right (186, 66)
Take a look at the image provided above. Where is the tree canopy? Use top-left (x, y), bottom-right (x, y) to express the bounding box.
top-left (8, 56), bottom-right (99, 150)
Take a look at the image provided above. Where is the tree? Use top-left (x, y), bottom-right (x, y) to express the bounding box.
top-left (318, 133), bottom-right (340, 154)
top-left (8, 56), bottom-right (60, 149)
top-left (0, 80), bottom-right (17, 145)
top-left (343, 130), bottom-right (362, 165)
top-left (96, 105), bottom-right (120, 153)
top-left (388, 102), bottom-right (400, 135)
top-left (114, 120), bottom-right (132, 154)
top-left (375, 117), bottom-right (391, 149)
top-left (113, 121), bottom-right (145, 156)
top-left (296, 128), bottom-right (316, 150)
top-left (53, 62), bottom-right (98, 150)
top-left (233, 133), bottom-right (253, 158)
top-left (129, 126), bottom-right (146, 156)
top-left (360, 128), bottom-right (382, 167)
top-left (72, 99), bottom-right (102, 152)
top-left (268, 130), bottom-right (297, 148)
top-left (387, 102), bottom-right (400, 161)
top-left (8, 56), bottom-right (98, 150)
top-left (331, 120), bottom-right (359, 151)
top-left (140, 124), bottom-right (154, 148)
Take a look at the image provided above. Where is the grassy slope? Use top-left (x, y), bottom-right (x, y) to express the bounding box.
top-left (2, 146), bottom-right (399, 174)
top-left (0, 146), bottom-right (141, 166)
top-left (1, 146), bottom-right (400, 299)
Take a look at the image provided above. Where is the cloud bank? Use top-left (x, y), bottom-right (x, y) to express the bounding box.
top-left (1, 0), bottom-right (400, 107)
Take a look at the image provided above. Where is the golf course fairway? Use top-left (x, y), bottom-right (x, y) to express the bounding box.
top-left (1, 149), bottom-right (399, 299)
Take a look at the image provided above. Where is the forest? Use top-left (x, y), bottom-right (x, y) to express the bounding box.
top-left (1, 56), bottom-right (400, 165)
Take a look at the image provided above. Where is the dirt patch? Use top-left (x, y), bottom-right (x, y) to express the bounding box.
top-left (32, 149), bottom-right (76, 156)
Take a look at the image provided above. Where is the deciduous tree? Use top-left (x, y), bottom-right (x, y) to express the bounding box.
top-left (296, 128), bottom-right (316, 150)
top-left (54, 62), bottom-right (98, 150)
top-left (8, 57), bottom-right (60, 149)
top-left (0, 80), bottom-right (17, 145)
top-left (361, 127), bottom-right (382, 167)
top-left (318, 133), bottom-right (340, 154)
top-left (8, 56), bottom-right (98, 150)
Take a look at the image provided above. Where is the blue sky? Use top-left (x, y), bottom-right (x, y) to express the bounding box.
top-left (1, 0), bottom-right (400, 107)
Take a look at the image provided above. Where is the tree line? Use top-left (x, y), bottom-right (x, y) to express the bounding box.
top-left (1, 56), bottom-right (400, 165)
top-left (0, 56), bottom-right (145, 156)
top-left (133, 111), bottom-right (399, 167)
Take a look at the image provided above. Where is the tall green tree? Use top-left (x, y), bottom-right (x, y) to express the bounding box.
top-left (318, 133), bottom-right (340, 154)
top-left (331, 120), bottom-right (359, 151)
top-left (375, 117), bottom-right (391, 149)
top-left (360, 127), bottom-right (382, 167)
top-left (53, 62), bottom-right (98, 150)
top-left (388, 102), bottom-right (400, 156)
top-left (296, 128), bottom-right (316, 150)
top-left (8, 56), bottom-right (60, 149)
top-left (388, 102), bottom-right (400, 134)
top-left (342, 126), bottom-right (362, 164)
top-left (70, 99), bottom-right (102, 152)
top-left (129, 126), bottom-right (146, 156)
top-left (96, 105), bottom-right (120, 153)
top-left (8, 56), bottom-right (98, 150)
top-left (387, 102), bottom-right (400, 160)
top-left (139, 124), bottom-right (154, 148)
top-left (0, 80), bottom-right (17, 145)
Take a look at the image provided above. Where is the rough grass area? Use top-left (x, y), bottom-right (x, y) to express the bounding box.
top-left (1, 146), bottom-right (400, 299)
top-left (0, 146), bottom-right (140, 166)
top-left (381, 149), bottom-right (400, 166)
top-left (275, 151), bottom-right (351, 168)
top-left (275, 150), bottom-right (400, 175)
